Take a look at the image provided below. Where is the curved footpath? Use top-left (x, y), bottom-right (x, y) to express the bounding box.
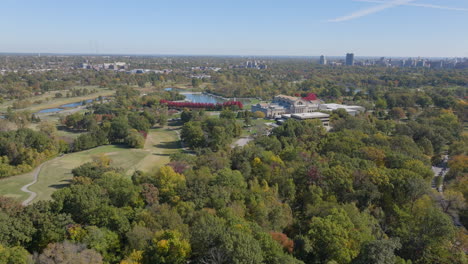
top-left (20, 157), bottom-right (58, 206)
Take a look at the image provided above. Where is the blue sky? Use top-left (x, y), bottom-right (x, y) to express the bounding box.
top-left (1, 0), bottom-right (467, 57)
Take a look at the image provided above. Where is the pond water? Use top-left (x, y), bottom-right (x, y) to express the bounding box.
top-left (181, 93), bottom-right (225, 104)
top-left (37, 108), bottom-right (64, 113)
top-left (60, 99), bottom-right (94, 108)
top-left (35, 97), bottom-right (104, 114)
top-left (165, 88), bottom-right (249, 104)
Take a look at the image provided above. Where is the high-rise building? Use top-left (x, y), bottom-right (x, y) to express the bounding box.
top-left (319, 55), bottom-right (327, 65)
top-left (346, 53), bottom-right (354, 66)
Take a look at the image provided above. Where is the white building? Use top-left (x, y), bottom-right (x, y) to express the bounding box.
top-left (251, 94), bottom-right (322, 118)
top-left (276, 112), bottom-right (330, 126)
top-left (319, 103), bottom-right (365, 116)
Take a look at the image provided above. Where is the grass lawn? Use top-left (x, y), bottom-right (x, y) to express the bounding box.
top-left (131, 127), bottom-right (181, 174)
top-left (0, 127), bottom-right (181, 203)
top-left (237, 118), bottom-right (273, 137)
top-left (242, 98), bottom-right (260, 109)
top-left (0, 86), bottom-right (114, 113)
top-left (0, 172), bottom-right (35, 201)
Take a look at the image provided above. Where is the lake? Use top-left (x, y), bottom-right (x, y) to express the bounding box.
top-left (181, 92), bottom-right (225, 104)
top-left (36, 97), bottom-right (104, 114)
top-left (37, 108), bottom-right (64, 114)
top-left (60, 99), bottom-right (94, 108)
top-left (165, 88), bottom-right (249, 104)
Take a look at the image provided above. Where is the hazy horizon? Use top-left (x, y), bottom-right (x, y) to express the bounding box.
top-left (2, 0), bottom-right (468, 57)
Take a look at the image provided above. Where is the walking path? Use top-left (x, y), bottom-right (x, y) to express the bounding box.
top-left (431, 154), bottom-right (449, 193)
top-left (20, 158), bottom-right (58, 206)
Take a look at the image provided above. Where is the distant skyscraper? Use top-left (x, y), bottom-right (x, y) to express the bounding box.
top-left (346, 53), bottom-right (354, 66)
top-left (319, 55), bottom-right (327, 65)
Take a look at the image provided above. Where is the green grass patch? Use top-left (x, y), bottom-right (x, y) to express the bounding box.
top-left (0, 172), bottom-right (34, 201)
top-left (0, 128), bottom-right (181, 203)
top-left (0, 86), bottom-right (114, 113)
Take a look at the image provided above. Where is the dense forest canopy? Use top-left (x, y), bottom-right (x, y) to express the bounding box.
top-left (0, 55), bottom-right (466, 263)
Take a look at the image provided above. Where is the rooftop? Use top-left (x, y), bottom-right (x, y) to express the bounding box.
top-left (292, 112), bottom-right (330, 119)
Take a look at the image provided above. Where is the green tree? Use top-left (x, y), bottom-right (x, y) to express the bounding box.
top-left (353, 239), bottom-right (401, 264)
top-left (125, 130), bottom-right (145, 148)
top-left (181, 121), bottom-right (205, 149)
top-left (144, 230), bottom-right (191, 264)
top-left (0, 244), bottom-right (31, 264)
top-left (153, 166), bottom-right (186, 203)
top-left (389, 107), bottom-right (406, 121)
top-left (109, 117), bottom-right (130, 143)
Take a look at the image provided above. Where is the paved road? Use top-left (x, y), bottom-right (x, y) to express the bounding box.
top-left (431, 155), bottom-right (449, 192)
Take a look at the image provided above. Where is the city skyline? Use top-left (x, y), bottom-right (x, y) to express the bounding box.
top-left (1, 0), bottom-right (467, 57)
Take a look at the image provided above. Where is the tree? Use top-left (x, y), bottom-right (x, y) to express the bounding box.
top-left (353, 239), bottom-right (401, 264)
top-left (38, 122), bottom-right (57, 139)
top-left (144, 230), bottom-right (191, 264)
top-left (244, 112), bottom-right (252, 126)
top-left (190, 213), bottom-right (264, 264)
top-left (219, 109), bottom-right (236, 119)
top-left (153, 166), bottom-right (186, 202)
top-left (125, 130), bottom-right (145, 148)
top-left (394, 195), bottom-right (457, 262)
top-left (109, 117), bottom-right (130, 143)
top-left (80, 226), bottom-right (121, 263)
top-left (192, 78), bottom-right (202, 88)
top-left (35, 241), bottom-right (103, 264)
top-left (25, 201), bottom-right (74, 252)
top-left (159, 112), bottom-right (168, 127)
top-left (375, 98), bottom-right (387, 109)
top-left (181, 121), bottom-right (205, 149)
top-left (440, 190), bottom-right (465, 214)
top-left (0, 244), bottom-right (31, 264)
top-left (306, 208), bottom-right (372, 263)
top-left (253, 111), bottom-right (266, 119)
top-left (389, 107), bottom-right (406, 121)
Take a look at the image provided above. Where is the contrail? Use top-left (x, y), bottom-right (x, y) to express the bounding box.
top-left (355, 0), bottom-right (468, 11)
top-left (328, 0), bottom-right (416, 22)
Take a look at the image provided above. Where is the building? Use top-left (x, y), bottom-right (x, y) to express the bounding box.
top-left (276, 113), bottom-right (330, 126)
top-left (346, 53), bottom-right (355, 66)
top-left (319, 55), bottom-right (327, 65)
top-left (319, 103), bottom-right (365, 116)
top-left (251, 94), bottom-right (322, 118)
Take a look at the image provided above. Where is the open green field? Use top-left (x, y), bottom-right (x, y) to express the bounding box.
top-left (0, 171), bottom-right (35, 201)
top-left (237, 118), bottom-right (274, 137)
top-left (0, 86), bottom-right (114, 113)
top-left (0, 127), bottom-right (181, 203)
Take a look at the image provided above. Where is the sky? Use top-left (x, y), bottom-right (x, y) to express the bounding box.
top-left (1, 0), bottom-right (468, 57)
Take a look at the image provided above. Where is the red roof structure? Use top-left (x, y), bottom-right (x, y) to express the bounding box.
top-left (302, 93), bottom-right (318, 101)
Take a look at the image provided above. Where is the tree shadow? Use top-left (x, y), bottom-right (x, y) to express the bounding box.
top-left (155, 141), bottom-right (181, 149)
top-left (49, 179), bottom-right (72, 190)
top-left (152, 153), bottom-right (172, 157)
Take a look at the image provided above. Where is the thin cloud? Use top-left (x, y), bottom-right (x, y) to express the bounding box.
top-left (328, 0), bottom-right (416, 22)
top-left (355, 0), bottom-right (468, 11)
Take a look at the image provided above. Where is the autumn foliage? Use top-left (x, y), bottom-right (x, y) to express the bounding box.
top-left (270, 232), bottom-right (294, 253)
top-left (160, 100), bottom-right (243, 110)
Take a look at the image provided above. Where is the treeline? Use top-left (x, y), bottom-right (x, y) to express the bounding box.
top-left (64, 87), bottom-right (169, 151)
top-left (0, 128), bottom-right (64, 177)
top-left (207, 65), bottom-right (468, 99)
top-left (54, 87), bottom-right (98, 98)
top-left (63, 111), bottom-right (155, 151)
top-left (160, 100), bottom-right (243, 111)
top-left (181, 109), bottom-right (242, 151)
